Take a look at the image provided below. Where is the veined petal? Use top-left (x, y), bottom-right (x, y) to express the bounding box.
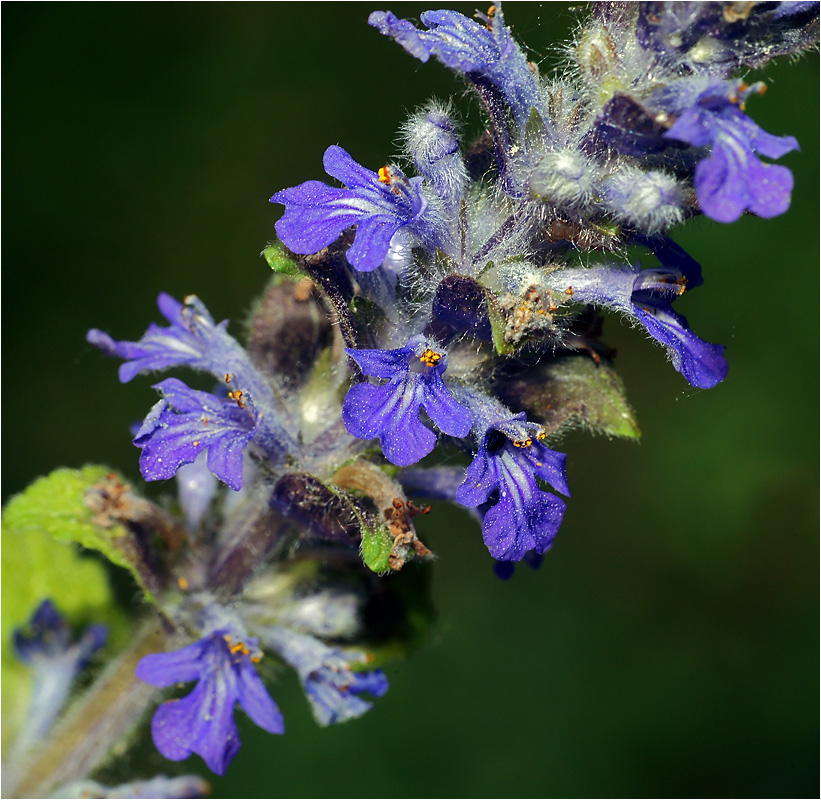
top-left (376, 376), bottom-right (437, 466)
top-left (346, 214), bottom-right (407, 272)
top-left (455, 445), bottom-right (497, 508)
top-left (524, 443), bottom-right (570, 497)
top-left (134, 641), bottom-right (205, 687)
top-left (693, 139), bottom-right (749, 223)
top-left (636, 304), bottom-right (728, 389)
top-left (137, 630), bottom-right (282, 776)
top-left (151, 678), bottom-right (240, 776)
top-left (271, 181), bottom-right (368, 255)
top-left (345, 344), bottom-right (413, 378)
top-left (133, 379), bottom-right (257, 491)
top-left (271, 145), bottom-right (426, 271)
top-left (421, 371), bottom-right (472, 438)
top-left (342, 381), bottom-right (399, 440)
top-left (236, 659), bottom-right (285, 734)
top-left (483, 487), bottom-right (565, 561)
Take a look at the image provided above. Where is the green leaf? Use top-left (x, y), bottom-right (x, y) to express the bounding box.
top-left (497, 354), bottom-right (640, 439)
top-left (2, 466), bottom-right (161, 605)
top-left (524, 106), bottom-right (546, 151)
top-left (262, 240), bottom-right (305, 277)
top-left (1, 471), bottom-right (132, 747)
top-left (360, 523), bottom-right (394, 575)
top-left (487, 292), bottom-right (516, 356)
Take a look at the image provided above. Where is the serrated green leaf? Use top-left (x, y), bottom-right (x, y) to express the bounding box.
top-left (2, 466), bottom-right (160, 605)
top-left (262, 240), bottom-right (305, 277)
top-left (497, 354), bottom-right (640, 439)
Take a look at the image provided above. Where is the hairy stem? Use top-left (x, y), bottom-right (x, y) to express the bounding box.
top-left (7, 620), bottom-right (166, 799)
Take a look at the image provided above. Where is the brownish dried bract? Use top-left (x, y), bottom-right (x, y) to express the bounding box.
top-left (333, 459), bottom-right (434, 572)
top-left (384, 498), bottom-right (433, 571)
top-left (248, 272), bottom-right (334, 385)
top-left (85, 474), bottom-right (186, 554)
top-left (498, 284), bottom-right (555, 345)
top-left (543, 217), bottom-right (623, 251)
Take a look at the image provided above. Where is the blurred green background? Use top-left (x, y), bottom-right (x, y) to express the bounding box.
top-left (3, 3), bottom-right (818, 797)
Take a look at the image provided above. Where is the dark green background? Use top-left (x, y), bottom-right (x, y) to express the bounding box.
top-left (3, 3), bottom-right (818, 797)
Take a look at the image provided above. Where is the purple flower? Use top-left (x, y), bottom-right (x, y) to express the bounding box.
top-left (135, 631), bottom-right (283, 776)
top-left (87, 294), bottom-right (236, 384)
top-left (134, 378), bottom-right (258, 491)
top-left (261, 627), bottom-right (388, 726)
top-left (456, 414), bottom-right (569, 562)
top-left (270, 145), bottom-right (431, 272)
top-left (369, 7), bottom-right (542, 132)
top-left (545, 260), bottom-right (727, 390)
top-left (89, 293), bottom-right (299, 464)
top-left (662, 79), bottom-right (799, 222)
top-left (342, 335), bottom-right (472, 466)
top-left (14, 600), bottom-right (107, 743)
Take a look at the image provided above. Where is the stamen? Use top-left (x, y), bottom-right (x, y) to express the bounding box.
top-left (378, 166), bottom-right (392, 185)
top-left (419, 348), bottom-right (442, 367)
top-left (228, 390), bottom-right (245, 409)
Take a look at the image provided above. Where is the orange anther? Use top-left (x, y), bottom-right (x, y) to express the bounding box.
top-left (419, 348), bottom-right (442, 367)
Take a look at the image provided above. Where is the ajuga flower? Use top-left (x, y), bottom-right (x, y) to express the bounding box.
top-left (13, 600), bottom-right (107, 744)
top-left (133, 378), bottom-right (259, 491)
top-left (545, 256), bottom-right (727, 390)
top-left (135, 631), bottom-right (283, 775)
top-left (270, 145), bottom-right (433, 272)
top-left (661, 79), bottom-right (799, 222)
top-left (456, 413), bottom-right (570, 562)
top-left (343, 335), bottom-right (472, 466)
top-left (261, 627), bottom-right (389, 726)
